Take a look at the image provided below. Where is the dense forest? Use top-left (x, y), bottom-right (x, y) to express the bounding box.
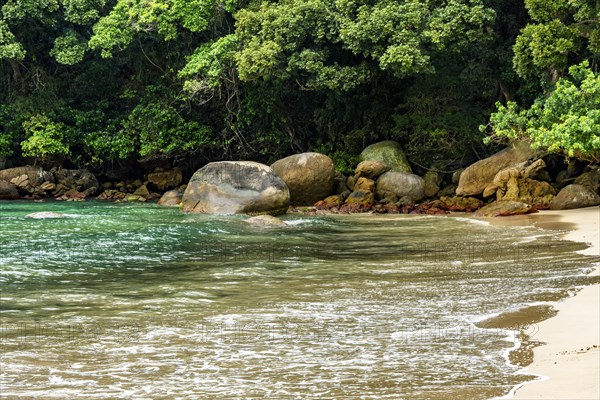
top-left (1, 0), bottom-right (598, 176)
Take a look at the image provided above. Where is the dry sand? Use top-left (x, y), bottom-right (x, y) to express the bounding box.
top-left (506, 206), bottom-right (600, 399)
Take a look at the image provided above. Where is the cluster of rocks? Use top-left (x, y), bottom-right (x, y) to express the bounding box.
top-left (174, 140), bottom-right (599, 218)
top-left (2, 140), bottom-right (599, 219)
top-left (453, 141), bottom-right (600, 216)
top-left (96, 167), bottom-right (184, 203)
top-left (0, 165), bottom-right (187, 204)
top-left (0, 166), bottom-right (98, 200)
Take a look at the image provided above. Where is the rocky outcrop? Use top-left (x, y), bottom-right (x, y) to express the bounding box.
top-left (0, 166), bottom-right (99, 198)
top-left (481, 159), bottom-right (556, 209)
top-left (457, 141), bottom-right (537, 196)
top-left (0, 180), bottom-right (19, 200)
top-left (550, 184), bottom-right (600, 210)
top-left (271, 152), bottom-right (335, 205)
top-left (52, 168), bottom-right (99, 197)
top-left (0, 166), bottom-right (53, 195)
top-left (359, 141), bottom-right (412, 173)
top-left (182, 161), bottom-right (290, 215)
top-left (157, 190), bottom-right (182, 207)
top-left (376, 171), bottom-right (425, 202)
top-left (147, 168), bottom-right (183, 191)
top-left (475, 200), bottom-right (536, 217)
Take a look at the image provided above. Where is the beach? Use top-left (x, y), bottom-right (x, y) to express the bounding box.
top-left (506, 206), bottom-right (600, 399)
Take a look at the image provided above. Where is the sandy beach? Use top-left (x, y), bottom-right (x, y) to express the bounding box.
top-left (505, 206), bottom-right (600, 399)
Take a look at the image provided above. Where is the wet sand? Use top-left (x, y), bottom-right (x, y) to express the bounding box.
top-left (492, 206), bottom-right (600, 399)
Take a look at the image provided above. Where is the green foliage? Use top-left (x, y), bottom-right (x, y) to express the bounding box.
top-left (179, 35), bottom-right (239, 91)
top-left (50, 31), bottom-right (87, 64)
top-left (0, 20), bottom-right (25, 60)
top-left (486, 62), bottom-right (600, 162)
top-left (62, 0), bottom-right (106, 25)
top-left (89, 0), bottom-right (217, 57)
top-left (20, 115), bottom-right (71, 159)
top-left (513, 0), bottom-right (599, 82)
top-left (3, 0), bottom-right (585, 176)
top-left (123, 87), bottom-right (215, 157)
top-left (234, 0), bottom-right (495, 89)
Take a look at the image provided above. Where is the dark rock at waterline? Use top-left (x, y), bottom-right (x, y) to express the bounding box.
top-left (0, 180), bottom-right (19, 199)
top-left (52, 168), bottom-right (99, 197)
top-left (456, 141), bottom-right (538, 197)
top-left (315, 195), bottom-right (343, 210)
top-left (97, 189), bottom-right (127, 200)
top-left (157, 190), bottom-right (182, 207)
top-left (182, 161), bottom-right (290, 215)
top-left (133, 184), bottom-right (150, 199)
top-left (474, 200), bottom-right (536, 217)
top-left (270, 152), bottom-right (335, 205)
top-left (359, 141), bottom-right (412, 173)
top-left (439, 196), bottom-right (484, 212)
top-left (25, 212), bottom-right (67, 219)
top-left (376, 171), bottom-right (425, 202)
top-left (345, 190), bottom-right (376, 206)
top-left (550, 184), bottom-right (600, 210)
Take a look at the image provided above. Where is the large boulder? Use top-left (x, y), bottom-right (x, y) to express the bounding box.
top-left (475, 200), bottom-right (536, 217)
top-left (550, 184), bottom-right (600, 210)
top-left (376, 171), bottom-right (425, 202)
top-left (457, 141), bottom-right (537, 196)
top-left (0, 180), bottom-right (19, 199)
top-left (147, 168), bottom-right (183, 191)
top-left (270, 152), bottom-right (335, 205)
top-left (359, 141), bottom-right (412, 173)
top-left (182, 161), bottom-right (290, 215)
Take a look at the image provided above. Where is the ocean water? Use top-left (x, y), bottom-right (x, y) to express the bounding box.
top-left (0, 201), bottom-right (597, 399)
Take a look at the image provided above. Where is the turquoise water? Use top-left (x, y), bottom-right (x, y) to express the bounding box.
top-left (0, 201), bottom-right (596, 399)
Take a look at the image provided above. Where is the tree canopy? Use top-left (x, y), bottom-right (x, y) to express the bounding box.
top-left (1, 0), bottom-right (597, 173)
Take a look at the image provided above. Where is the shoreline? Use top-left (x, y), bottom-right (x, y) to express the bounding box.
top-left (488, 206), bottom-right (600, 399)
